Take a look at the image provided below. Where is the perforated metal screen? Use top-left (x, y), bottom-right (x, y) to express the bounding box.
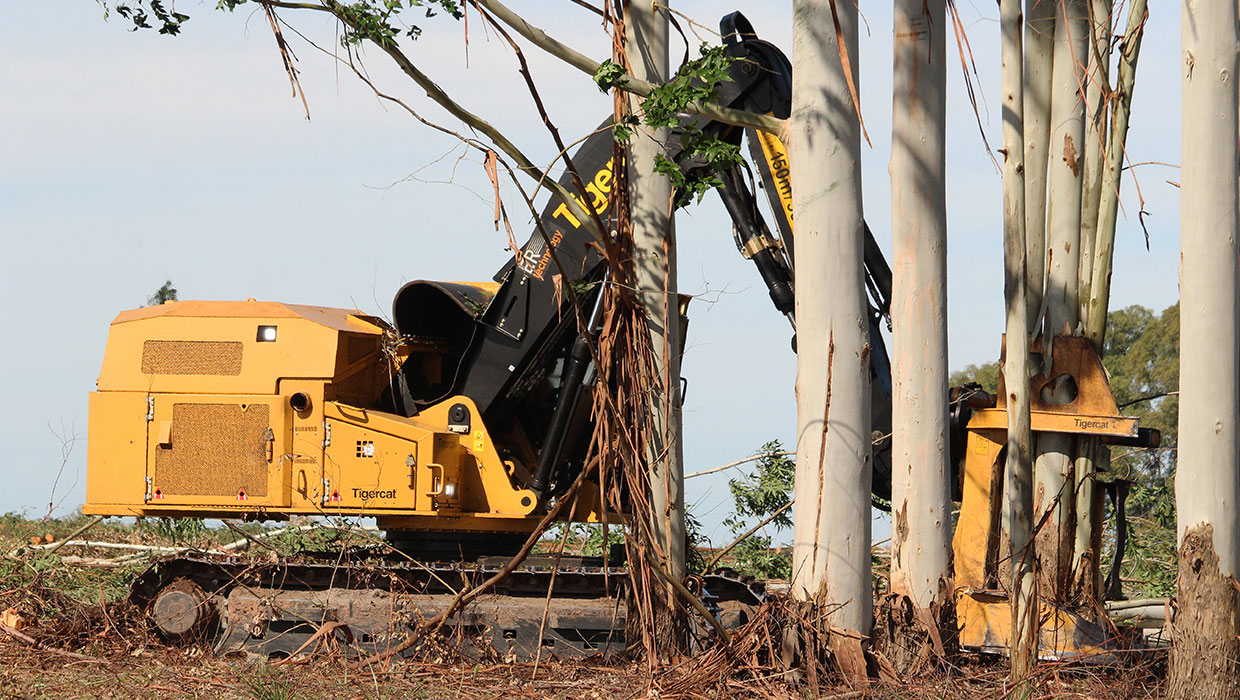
top-left (154, 403), bottom-right (270, 497)
top-left (141, 340), bottom-right (243, 376)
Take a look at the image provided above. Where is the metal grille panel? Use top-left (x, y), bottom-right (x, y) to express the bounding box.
top-left (142, 340), bottom-right (243, 376)
top-left (154, 403), bottom-right (270, 497)
top-left (333, 367), bottom-right (375, 407)
top-left (346, 335), bottom-right (378, 365)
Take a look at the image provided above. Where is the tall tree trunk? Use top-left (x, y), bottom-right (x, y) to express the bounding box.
top-left (625, 0), bottom-right (686, 655)
top-left (1033, 0), bottom-right (1089, 604)
top-left (1086, 0), bottom-right (1148, 348)
top-left (1077, 0), bottom-right (1112, 320)
top-left (789, 0), bottom-right (873, 643)
top-left (1023, 0), bottom-right (1057, 325)
top-left (886, 0), bottom-right (952, 671)
top-left (1168, 0), bottom-right (1240, 696)
top-left (1001, 0), bottom-right (1037, 693)
top-left (1071, 0), bottom-right (1113, 607)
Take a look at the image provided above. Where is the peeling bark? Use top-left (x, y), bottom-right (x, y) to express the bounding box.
top-left (1168, 525), bottom-right (1240, 700)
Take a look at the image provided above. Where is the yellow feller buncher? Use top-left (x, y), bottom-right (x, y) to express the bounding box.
top-left (83, 12), bottom-right (1156, 661)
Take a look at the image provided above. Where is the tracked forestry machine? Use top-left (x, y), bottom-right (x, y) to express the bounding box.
top-left (83, 12), bottom-right (1155, 662)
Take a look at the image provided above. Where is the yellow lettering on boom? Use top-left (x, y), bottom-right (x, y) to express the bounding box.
top-left (756, 131), bottom-right (795, 233)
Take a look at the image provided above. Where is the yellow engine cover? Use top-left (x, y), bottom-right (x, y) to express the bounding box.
top-left (82, 299), bottom-right (578, 533)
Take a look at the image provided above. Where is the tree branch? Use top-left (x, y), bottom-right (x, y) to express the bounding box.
top-left (262, 0), bottom-right (607, 244)
top-left (703, 500), bottom-right (792, 574)
top-left (472, 0), bottom-right (787, 137)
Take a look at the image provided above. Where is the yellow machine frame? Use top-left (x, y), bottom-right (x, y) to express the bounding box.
top-left (83, 299), bottom-right (606, 535)
top-left (952, 335), bottom-right (1148, 658)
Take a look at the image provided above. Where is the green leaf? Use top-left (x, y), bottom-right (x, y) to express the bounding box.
top-left (593, 59), bottom-right (628, 93)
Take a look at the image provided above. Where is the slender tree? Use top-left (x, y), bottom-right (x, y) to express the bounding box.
top-left (1000, 0), bottom-right (1037, 691)
top-left (1023, 0), bottom-right (1057, 325)
top-left (1086, 0), bottom-right (1149, 347)
top-left (625, 0), bottom-right (686, 592)
top-left (887, 0), bottom-right (951, 669)
top-left (1167, 0), bottom-right (1240, 696)
top-left (1077, 0), bottom-right (1112, 320)
top-left (1033, 0), bottom-right (1089, 602)
top-left (996, 0), bottom-right (1036, 688)
top-left (1070, 0), bottom-right (1111, 604)
top-left (1077, 0), bottom-right (1152, 604)
top-left (789, 0), bottom-right (873, 646)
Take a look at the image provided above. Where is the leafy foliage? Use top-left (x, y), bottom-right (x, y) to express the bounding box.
top-left (652, 126), bottom-right (744, 207)
top-left (1102, 303), bottom-right (1179, 483)
top-left (103, 0), bottom-right (463, 46)
top-left (142, 517), bottom-right (205, 545)
top-left (638, 45), bottom-right (733, 129)
top-left (100, 0), bottom-right (189, 35)
top-left (1112, 476), bottom-right (1177, 598)
top-left (718, 441), bottom-right (794, 579)
top-left (1097, 303), bottom-right (1179, 599)
top-left (726, 441), bottom-right (794, 529)
top-left (949, 361), bottom-right (1001, 393)
top-left (593, 59), bottom-right (628, 93)
top-left (146, 279), bottom-right (178, 306)
top-left (642, 45), bottom-right (742, 206)
top-left (598, 44), bottom-right (744, 206)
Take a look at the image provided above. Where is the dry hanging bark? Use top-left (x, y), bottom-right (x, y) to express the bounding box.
top-left (624, 0), bottom-right (687, 659)
top-left (1168, 0), bottom-right (1240, 696)
top-left (885, 0), bottom-right (953, 673)
top-left (788, 0), bottom-right (873, 649)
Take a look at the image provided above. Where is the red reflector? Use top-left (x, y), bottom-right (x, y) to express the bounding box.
top-left (237, 489), bottom-right (248, 501)
top-left (153, 488), bottom-right (164, 500)
top-left (330, 489), bottom-right (341, 502)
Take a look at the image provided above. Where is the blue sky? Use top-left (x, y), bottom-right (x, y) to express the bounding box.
top-left (0, 2), bottom-right (1181, 543)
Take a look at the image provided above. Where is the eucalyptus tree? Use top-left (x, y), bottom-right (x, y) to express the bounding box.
top-left (1033, 0), bottom-right (1089, 602)
top-left (788, 0), bottom-right (873, 651)
top-left (626, 0), bottom-right (684, 589)
top-left (1022, 0), bottom-right (1056, 325)
top-left (1167, 0), bottom-right (1240, 696)
top-left (1000, 0), bottom-right (1037, 691)
top-left (887, 0), bottom-right (951, 669)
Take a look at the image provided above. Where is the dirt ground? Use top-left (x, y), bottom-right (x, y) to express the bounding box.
top-left (0, 516), bottom-right (1167, 700)
top-left (0, 626), bottom-right (1168, 700)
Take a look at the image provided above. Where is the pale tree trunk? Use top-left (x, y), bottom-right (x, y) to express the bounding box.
top-left (789, 0), bottom-right (873, 642)
top-left (1072, 0), bottom-right (1112, 606)
top-left (886, 0), bottom-right (951, 669)
top-left (1077, 0), bottom-right (1111, 321)
top-left (625, 0), bottom-right (685, 582)
top-left (1168, 0), bottom-right (1240, 696)
top-left (1033, 0), bottom-right (1089, 604)
top-left (1086, 0), bottom-right (1148, 348)
top-left (1001, 0), bottom-right (1037, 692)
top-left (1023, 0), bottom-right (1057, 325)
